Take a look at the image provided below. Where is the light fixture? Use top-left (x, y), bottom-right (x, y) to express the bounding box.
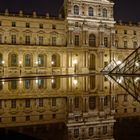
top-left (73, 79), bottom-right (78, 85)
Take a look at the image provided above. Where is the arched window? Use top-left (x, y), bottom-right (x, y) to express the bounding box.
top-left (88, 7), bottom-right (94, 16)
top-left (24, 79), bottom-right (31, 89)
top-left (10, 80), bottom-right (18, 90)
top-left (52, 54), bottom-right (60, 67)
top-left (25, 54), bottom-right (32, 67)
top-left (51, 78), bottom-right (60, 89)
top-left (37, 79), bottom-right (45, 89)
top-left (9, 53), bottom-right (18, 67)
top-left (103, 8), bottom-right (107, 17)
top-left (89, 34), bottom-right (96, 47)
top-left (89, 54), bottom-right (96, 70)
top-left (38, 54), bottom-right (45, 67)
top-left (74, 5), bottom-right (79, 15)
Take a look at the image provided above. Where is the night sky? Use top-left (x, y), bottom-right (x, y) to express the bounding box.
top-left (0, 0), bottom-right (139, 22)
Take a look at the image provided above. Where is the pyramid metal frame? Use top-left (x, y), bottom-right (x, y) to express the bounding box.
top-left (109, 46), bottom-right (140, 75)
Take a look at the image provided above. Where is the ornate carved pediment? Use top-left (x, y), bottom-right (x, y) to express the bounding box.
top-left (50, 31), bottom-right (58, 35)
top-left (37, 30), bottom-right (46, 34)
top-left (9, 29), bottom-right (19, 33)
top-left (23, 29), bottom-right (32, 34)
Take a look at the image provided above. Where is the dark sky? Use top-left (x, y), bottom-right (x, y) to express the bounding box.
top-left (0, 0), bottom-right (139, 22)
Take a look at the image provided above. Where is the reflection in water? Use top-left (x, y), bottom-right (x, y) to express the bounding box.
top-left (0, 74), bottom-right (140, 139)
top-left (0, 75), bottom-right (116, 140)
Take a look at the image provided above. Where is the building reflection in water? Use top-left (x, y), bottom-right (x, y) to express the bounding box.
top-left (0, 75), bottom-right (139, 140)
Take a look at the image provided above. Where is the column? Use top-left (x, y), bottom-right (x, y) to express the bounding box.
top-left (111, 29), bottom-right (115, 47)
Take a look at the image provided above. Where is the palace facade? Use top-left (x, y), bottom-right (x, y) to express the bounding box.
top-left (0, 0), bottom-right (140, 139)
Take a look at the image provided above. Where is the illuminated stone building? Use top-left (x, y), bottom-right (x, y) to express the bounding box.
top-left (0, 0), bottom-right (140, 139)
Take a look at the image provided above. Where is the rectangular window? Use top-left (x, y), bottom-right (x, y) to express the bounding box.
top-left (124, 94), bottom-right (127, 102)
top-left (74, 129), bottom-right (79, 138)
top-left (25, 99), bottom-right (30, 108)
top-left (11, 35), bottom-right (16, 44)
top-left (124, 41), bottom-right (127, 48)
top-left (133, 41), bottom-right (137, 48)
top-left (39, 98), bottom-right (43, 107)
top-left (12, 117), bottom-right (16, 122)
top-left (0, 100), bottom-right (2, 109)
top-left (0, 21), bottom-right (1, 26)
top-left (26, 116), bottom-right (30, 121)
top-left (89, 127), bottom-right (94, 136)
top-left (52, 24), bottom-right (56, 29)
top-left (104, 37), bottom-right (108, 47)
top-left (12, 22), bottom-right (16, 27)
top-left (25, 36), bottom-right (30, 45)
top-left (26, 23), bottom-right (30, 28)
top-left (39, 115), bottom-right (43, 120)
top-left (75, 35), bottom-right (79, 46)
top-left (103, 126), bottom-right (107, 135)
top-left (11, 99), bottom-right (16, 108)
top-left (39, 24), bottom-right (43, 29)
top-left (11, 80), bottom-right (17, 89)
top-left (124, 30), bottom-right (127, 34)
top-left (0, 34), bottom-right (2, 44)
top-left (52, 37), bottom-right (56, 46)
top-left (38, 55), bottom-right (44, 66)
top-left (133, 31), bottom-right (136, 35)
top-left (115, 40), bottom-right (118, 47)
top-left (52, 98), bottom-right (56, 106)
top-left (39, 36), bottom-right (43, 45)
top-left (75, 97), bottom-right (79, 108)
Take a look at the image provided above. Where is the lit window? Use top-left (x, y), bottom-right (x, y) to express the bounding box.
top-left (38, 54), bottom-right (44, 67)
top-left (37, 79), bottom-right (44, 89)
top-left (11, 54), bottom-right (18, 66)
top-left (25, 79), bottom-right (31, 89)
top-left (74, 5), bottom-right (79, 15)
top-left (25, 54), bottom-right (31, 67)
